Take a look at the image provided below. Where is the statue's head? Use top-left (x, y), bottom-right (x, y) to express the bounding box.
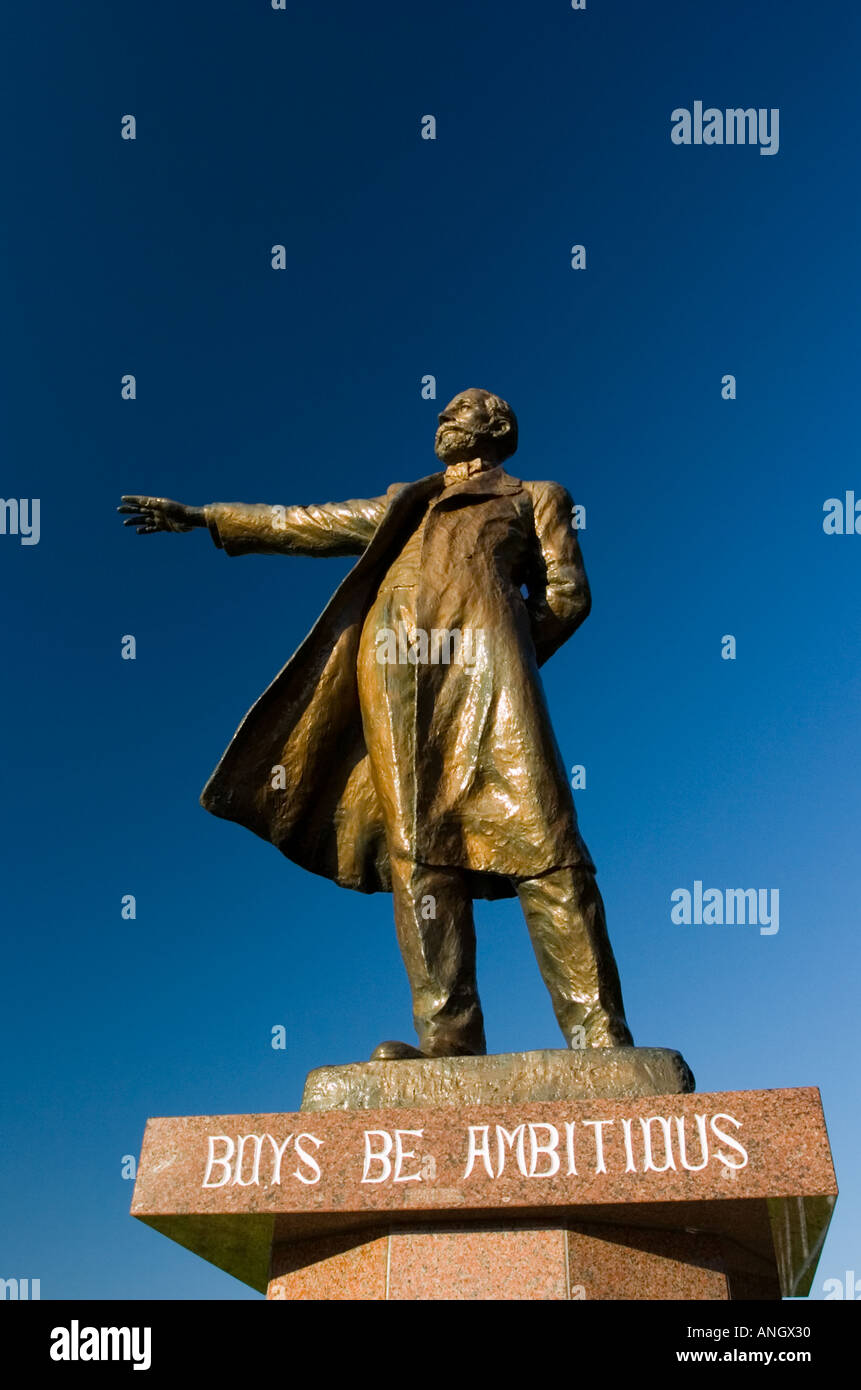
top-left (434, 388), bottom-right (518, 466)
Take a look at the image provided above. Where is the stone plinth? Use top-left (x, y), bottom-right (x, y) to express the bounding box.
top-left (131, 1060), bottom-right (837, 1300)
top-left (302, 1045), bottom-right (695, 1111)
top-left (267, 1222), bottom-right (736, 1300)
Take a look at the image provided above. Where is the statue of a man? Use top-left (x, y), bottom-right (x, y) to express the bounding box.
top-left (120, 388), bottom-right (633, 1059)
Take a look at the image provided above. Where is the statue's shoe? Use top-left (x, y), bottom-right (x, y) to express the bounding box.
top-left (370, 1040), bottom-right (425, 1060)
top-left (370, 1039), bottom-right (487, 1060)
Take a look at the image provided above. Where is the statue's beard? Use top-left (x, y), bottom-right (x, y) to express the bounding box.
top-left (434, 424), bottom-right (494, 465)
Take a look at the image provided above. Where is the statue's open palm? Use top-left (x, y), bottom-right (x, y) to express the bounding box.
top-left (118, 496), bottom-right (199, 534)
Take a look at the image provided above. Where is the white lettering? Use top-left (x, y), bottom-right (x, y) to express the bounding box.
top-left (362, 1129), bottom-right (393, 1183)
top-left (202, 1135), bottom-right (234, 1188)
top-left (463, 1125), bottom-right (494, 1179)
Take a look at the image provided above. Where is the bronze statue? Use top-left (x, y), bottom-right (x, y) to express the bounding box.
top-left (119, 388), bottom-right (633, 1059)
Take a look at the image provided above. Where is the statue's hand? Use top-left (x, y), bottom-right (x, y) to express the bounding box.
top-left (118, 496), bottom-right (203, 534)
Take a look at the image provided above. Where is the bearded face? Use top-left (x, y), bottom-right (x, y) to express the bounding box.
top-left (434, 389), bottom-right (517, 465)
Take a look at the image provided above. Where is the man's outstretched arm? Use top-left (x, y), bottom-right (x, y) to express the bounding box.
top-left (118, 492), bottom-right (393, 557)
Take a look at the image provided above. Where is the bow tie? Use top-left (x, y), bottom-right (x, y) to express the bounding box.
top-left (443, 460), bottom-right (493, 485)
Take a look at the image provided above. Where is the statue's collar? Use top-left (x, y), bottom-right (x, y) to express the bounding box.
top-left (384, 468), bottom-right (523, 522)
top-left (434, 463), bottom-right (522, 502)
top-left (443, 458), bottom-right (493, 485)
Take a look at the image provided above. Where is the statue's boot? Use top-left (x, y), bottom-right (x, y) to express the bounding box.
top-left (370, 1037), bottom-right (484, 1061)
top-left (370, 1041), bottom-right (425, 1060)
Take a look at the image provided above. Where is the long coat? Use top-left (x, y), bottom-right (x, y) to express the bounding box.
top-left (200, 465), bottom-right (594, 900)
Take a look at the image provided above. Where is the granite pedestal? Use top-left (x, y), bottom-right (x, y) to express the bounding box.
top-left (131, 1048), bottom-right (837, 1300)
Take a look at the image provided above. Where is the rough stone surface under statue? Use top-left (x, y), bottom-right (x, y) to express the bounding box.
top-left (301, 1046), bottom-right (695, 1112)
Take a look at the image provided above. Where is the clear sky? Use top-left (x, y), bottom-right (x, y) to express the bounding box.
top-left (1, 0), bottom-right (858, 1299)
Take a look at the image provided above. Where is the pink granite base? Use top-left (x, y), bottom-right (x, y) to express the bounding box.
top-left (566, 1224), bottom-right (729, 1300)
top-left (133, 1083), bottom-right (836, 1299)
top-left (267, 1221), bottom-right (736, 1300)
top-left (268, 1230), bottom-right (389, 1301)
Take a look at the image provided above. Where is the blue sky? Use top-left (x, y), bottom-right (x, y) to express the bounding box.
top-left (1, 0), bottom-right (858, 1298)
